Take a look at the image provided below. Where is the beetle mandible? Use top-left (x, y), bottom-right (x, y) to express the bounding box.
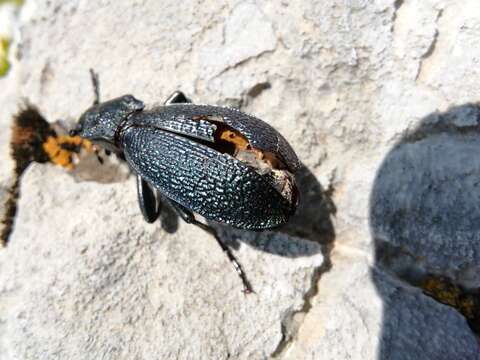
top-left (70, 71), bottom-right (300, 293)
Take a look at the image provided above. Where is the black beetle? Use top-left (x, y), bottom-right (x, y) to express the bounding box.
top-left (71, 71), bottom-right (300, 293)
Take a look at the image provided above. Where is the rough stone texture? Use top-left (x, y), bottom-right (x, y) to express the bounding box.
top-left (283, 255), bottom-right (480, 360)
top-left (0, 165), bottom-right (323, 359)
top-left (1, 0), bottom-right (480, 359)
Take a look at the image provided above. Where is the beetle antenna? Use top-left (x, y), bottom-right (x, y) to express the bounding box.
top-left (89, 68), bottom-right (100, 105)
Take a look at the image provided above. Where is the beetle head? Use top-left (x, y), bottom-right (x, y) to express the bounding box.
top-left (71, 95), bottom-right (144, 151)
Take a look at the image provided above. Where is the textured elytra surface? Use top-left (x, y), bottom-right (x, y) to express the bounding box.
top-left (122, 126), bottom-right (293, 229)
top-left (1, 0), bottom-right (480, 359)
top-left (135, 109), bottom-right (218, 142)
top-left (135, 104), bottom-right (300, 171)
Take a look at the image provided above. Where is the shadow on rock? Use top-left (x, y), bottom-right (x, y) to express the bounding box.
top-left (370, 103), bottom-right (480, 359)
top-left (213, 164), bottom-right (336, 259)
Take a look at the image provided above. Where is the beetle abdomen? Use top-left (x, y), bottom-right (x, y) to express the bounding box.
top-left (122, 126), bottom-right (294, 229)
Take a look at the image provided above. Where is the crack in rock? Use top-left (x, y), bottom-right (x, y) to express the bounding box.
top-left (376, 238), bottom-right (480, 336)
top-left (270, 181), bottom-right (337, 356)
top-left (199, 2), bottom-right (278, 78)
top-left (371, 101), bottom-right (480, 343)
top-left (214, 49), bottom-right (276, 78)
top-left (271, 244), bottom-right (333, 358)
top-left (415, 8), bottom-right (443, 81)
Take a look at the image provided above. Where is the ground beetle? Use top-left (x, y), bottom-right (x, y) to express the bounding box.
top-left (70, 71), bottom-right (300, 293)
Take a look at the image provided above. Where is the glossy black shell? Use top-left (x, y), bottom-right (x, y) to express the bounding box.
top-left (122, 127), bottom-right (294, 229)
top-left (132, 104), bottom-right (301, 172)
top-left (121, 105), bottom-right (299, 229)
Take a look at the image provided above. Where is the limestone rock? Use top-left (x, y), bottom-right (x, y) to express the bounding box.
top-left (283, 256), bottom-right (480, 360)
top-left (1, 0), bottom-right (480, 359)
top-left (0, 165), bottom-right (323, 359)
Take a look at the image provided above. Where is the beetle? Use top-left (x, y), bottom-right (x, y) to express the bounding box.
top-left (70, 71), bottom-right (300, 293)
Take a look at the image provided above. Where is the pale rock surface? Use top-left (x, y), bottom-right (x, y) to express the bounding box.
top-left (0, 3), bottom-right (17, 39)
top-left (0, 70), bottom-right (19, 210)
top-left (283, 254), bottom-right (480, 360)
top-left (1, 0), bottom-right (480, 359)
top-left (0, 165), bottom-right (323, 359)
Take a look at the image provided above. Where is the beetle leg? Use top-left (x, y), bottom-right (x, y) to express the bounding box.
top-left (136, 175), bottom-right (161, 223)
top-left (167, 200), bottom-right (254, 294)
top-left (164, 91), bottom-right (191, 105)
top-left (89, 68), bottom-right (100, 105)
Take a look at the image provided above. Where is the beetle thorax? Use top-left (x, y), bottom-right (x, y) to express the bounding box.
top-left (73, 95), bottom-right (145, 152)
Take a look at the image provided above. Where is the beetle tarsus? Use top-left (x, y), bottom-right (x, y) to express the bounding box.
top-left (212, 229), bottom-right (255, 294)
top-left (169, 200), bottom-right (254, 293)
top-left (199, 222), bottom-right (255, 294)
top-left (89, 68), bottom-right (100, 105)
